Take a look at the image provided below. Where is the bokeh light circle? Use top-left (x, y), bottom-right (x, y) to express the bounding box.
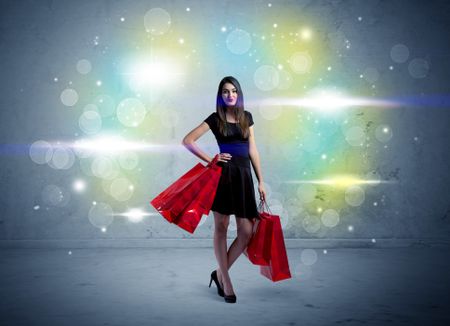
top-left (321, 209), bottom-right (340, 227)
top-left (345, 185), bottom-right (365, 206)
top-left (301, 249), bottom-right (318, 266)
top-left (144, 8), bottom-right (171, 35)
top-left (88, 202), bottom-right (114, 228)
top-left (302, 214), bottom-right (321, 233)
top-left (49, 145), bottom-right (75, 170)
top-left (289, 51), bottom-right (312, 74)
top-left (79, 110), bottom-right (102, 135)
top-left (110, 177), bottom-right (134, 201)
top-left (91, 156), bottom-right (119, 180)
top-left (117, 98), bottom-right (146, 127)
top-left (408, 58), bottom-right (429, 78)
top-left (390, 44), bottom-right (409, 63)
top-left (375, 124), bottom-right (393, 142)
top-left (345, 126), bottom-right (365, 146)
top-left (254, 65), bottom-right (279, 91)
top-left (76, 59), bottom-right (92, 74)
top-left (60, 88), bottom-right (78, 107)
top-left (29, 140), bottom-right (53, 164)
top-left (226, 29), bottom-right (252, 54)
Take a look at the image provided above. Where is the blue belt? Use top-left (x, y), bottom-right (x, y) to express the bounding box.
top-left (218, 141), bottom-right (249, 158)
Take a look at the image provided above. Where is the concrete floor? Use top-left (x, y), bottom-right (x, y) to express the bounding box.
top-left (1, 247), bottom-right (450, 326)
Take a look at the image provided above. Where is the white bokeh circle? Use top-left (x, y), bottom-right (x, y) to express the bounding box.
top-left (49, 145), bottom-right (75, 170)
top-left (254, 65), bottom-right (279, 91)
top-left (345, 185), bottom-right (365, 206)
top-left (289, 51), bottom-right (312, 74)
top-left (321, 209), bottom-right (340, 227)
top-left (60, 88), bottom-right (78, 107)
top-left (345, 126), bottom-right (365, 146)
top-left (117, 98), bottom-right (146, 127)
top-left (302, 214), bottom-right (321, 233)
top-left (88, 202), bottom-right (114, 228)
top-left (76, 59), bottom-right (92, 74)
top-left (408, 58), bottom-right (429, 78)
top-left (390, 44), bottom-right (409, 63)
top-left (301, 249), bottom-right (318, 266)
top-left (226, 29), bottom-right (252, 54)
top-left (79, 110), bottom-right (102, 135)
top-left (110, 177), bottom-right (134, 201)
top-left (29, 140), bottom-right (53, 164)
top-left (375, 124), bottom-right (393, 143)
top-left (144, 8), bottom-right (171, 35)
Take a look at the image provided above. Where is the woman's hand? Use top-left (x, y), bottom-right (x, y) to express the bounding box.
top-left (258, 182), bottom-right (266, 202)
top-left (218, 152), bottom-right (232, 163)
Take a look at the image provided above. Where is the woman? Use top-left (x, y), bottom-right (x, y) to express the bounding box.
top-left (182, 76), bottom-right (266, 303)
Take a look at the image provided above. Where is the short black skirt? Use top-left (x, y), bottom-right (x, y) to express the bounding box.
top-left (210, 154), bottom-right (260, 219)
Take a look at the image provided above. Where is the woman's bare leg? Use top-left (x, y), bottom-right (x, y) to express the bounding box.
top-left (216, 216), bottom-right (253, 294)
top-left (227, 217), bottom-right (253, 270)
top-left (213, 211), bottom-right (232, 294)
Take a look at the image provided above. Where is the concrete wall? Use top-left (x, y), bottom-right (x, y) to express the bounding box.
top-left (1, 0), bottom-right (449, 245)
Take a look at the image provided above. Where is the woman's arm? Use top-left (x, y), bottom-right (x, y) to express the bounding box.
top-left (181, 122), bottom-right (213, 163)
top-left (248, 126), bottom-right (264, 184)
top-left (249, 126), bottom-right (267, 202)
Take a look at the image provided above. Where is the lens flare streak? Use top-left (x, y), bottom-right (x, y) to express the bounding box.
top-left (285, 177), bottom-right (396, 187)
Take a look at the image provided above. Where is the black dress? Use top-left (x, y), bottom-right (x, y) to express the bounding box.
top-left (203, 110), bottom-right (260, 220)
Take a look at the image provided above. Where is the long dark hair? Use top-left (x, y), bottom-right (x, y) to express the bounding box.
top-left (216, 76), bottom-right (251, 139)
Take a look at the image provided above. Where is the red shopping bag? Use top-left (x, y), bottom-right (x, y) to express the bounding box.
top-left (173, 161), bottom-right (222, 233)
top-left (246, 199), bottom-right (292, 282)
top-left (150, 155), bottom-right (222, 231)
top-left (150, 162), bottom-right (209, 223)
top-left (244, 202), bottom-right (274, 265)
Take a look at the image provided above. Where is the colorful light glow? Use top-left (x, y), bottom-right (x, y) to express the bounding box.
top-left (71, 137), bottom-right (171, 153)
top-left (285, 176), bottom-right (396, 188)
top-left (116, 208), bottom-right (153, 223)
top-left (123, 58), bottom-right (184, 93)
top-left (252, 95), bottom-right (401, 111)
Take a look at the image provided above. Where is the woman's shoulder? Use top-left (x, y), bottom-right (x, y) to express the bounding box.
top-left (244, 110), bottom-right (254, 125)
top-left (204, 112), bottom-right (218, 128)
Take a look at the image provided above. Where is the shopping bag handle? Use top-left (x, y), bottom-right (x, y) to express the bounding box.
top-left (206, 154), bottom-right (220, 168)
top-left (257, 198), bottom-right (273, 215)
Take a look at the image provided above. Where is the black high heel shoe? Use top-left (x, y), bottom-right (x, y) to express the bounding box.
top-left (209, 270), bottom-right (224, 297)
top-left (224, 290), bottom-right (237, 304)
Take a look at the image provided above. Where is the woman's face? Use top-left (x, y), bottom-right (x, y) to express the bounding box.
top-left (221, 82), bottom-right (238, 107)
